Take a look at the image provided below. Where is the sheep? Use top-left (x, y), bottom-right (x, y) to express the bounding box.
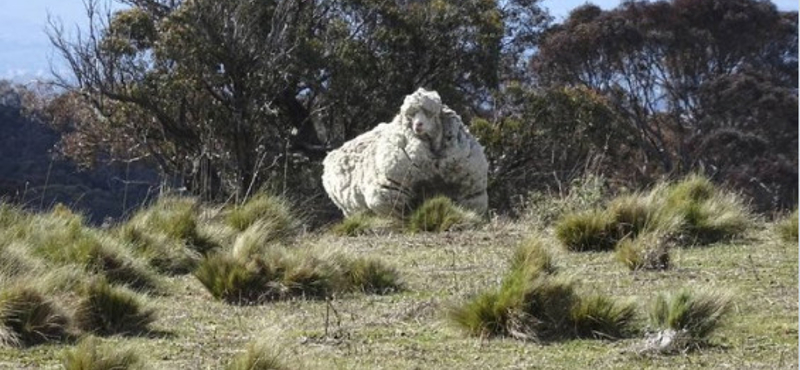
top-left (322, 88), bottom-right (488, 218)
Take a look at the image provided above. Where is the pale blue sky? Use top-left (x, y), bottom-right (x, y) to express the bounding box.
top-left (1, 0), bottom-right (798, 82)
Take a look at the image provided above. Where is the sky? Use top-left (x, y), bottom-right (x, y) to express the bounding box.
top-left (0, 0), bottom-right (798, 82)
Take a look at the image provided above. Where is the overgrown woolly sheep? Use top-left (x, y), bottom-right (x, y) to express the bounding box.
top-left (322, 88), bottom-right (488, 218)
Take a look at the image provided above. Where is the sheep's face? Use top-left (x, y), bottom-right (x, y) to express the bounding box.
top-left (401, 88), bottom-right (443, 147)
top-left (410, 109), bottom-right (438, 138)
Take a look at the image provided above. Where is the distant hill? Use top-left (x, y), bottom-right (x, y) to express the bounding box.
top-left (0, 85), bottom-right (158, 223)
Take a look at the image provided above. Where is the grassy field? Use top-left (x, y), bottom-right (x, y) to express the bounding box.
top-left (0, 183), bottom-right (796, 369)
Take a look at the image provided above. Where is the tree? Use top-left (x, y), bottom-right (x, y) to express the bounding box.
top-left (532, 0), bottom-right (797, 210)
top-left (469, 84), bottom-right (636, 211)
top-left (46, 0), bottom-right (548, 203)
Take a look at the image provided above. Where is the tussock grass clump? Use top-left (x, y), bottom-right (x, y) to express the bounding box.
top-left (450, 237), bottom-right (636, 341)
top-left (0, 243), bottom-right (45, 281)
top-left (74, 279), bottom-right (156, 336)
top-left (615, 233), bottom-right (671, 271)
top-left (133, 197), bottom-right (213, 250)
top-left (449, 289), bottom-right (523, 339)
top-left (119, 196), bottom-right (219, 274)
top-left (606, 194), bottom-right (675, 239)
top-left (278, 252), bottom-right (337, 299)
top-left (341, 257), bottom-right (403, 294)
top-left (775, 209), bottom-right (797, 243)
top-left (0, 202), bottom-right (29, 231)
top-left (554, 210), bottom-right (616, 252)
top-left (664, 174), bottom-right (716, 206)
top-left (225, 341), bottom-right (288, 370)
top-left (231, 218), bottom-right (306, 260)
top-left (62, 336), bottom-right (148, 370)
top-left (523, 175), bottom-right (606, 227)
top-left (194, 253), bottom-right (269, 304)
top-left (9, 209), bottom-right (161, 292)
top-left (226, 193), bottom-right (299, 240)
top-left (196, 248), bottom-right (403, 304)
top-left (330, 213), bottom-right (400, 237)
top-left (648, 288), bottom-right (732, 351)
top-left (554, 174), bottom-right (752, 252)
top-left (195, 250), bottom-right (334, 303)
top-left (570, 295), bottom-right (637, 340)
top-left (675, 195), bottom-right (751, 245)
top-left (509, 236), bottom-right (557, 275)
top-left (406, 196), bottom-right (481, 233)
top-left (661, 176), bottom-right (752, 245)
top-left (0, 285), bottom-right (71, 347)
top-left (118, 225), bottom-right (200, 275)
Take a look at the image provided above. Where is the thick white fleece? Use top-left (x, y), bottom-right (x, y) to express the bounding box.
top-left (322, 88), bottom-right (488, 217)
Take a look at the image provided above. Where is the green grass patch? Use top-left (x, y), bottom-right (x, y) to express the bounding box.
top-left (5, 208), bottom-right (161, 292)
top-left (508, 235), bottom-right (558, 276)
top-left (570, 294), bottom-right (637, 340)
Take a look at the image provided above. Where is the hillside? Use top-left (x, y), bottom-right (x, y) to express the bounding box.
top-left (0, 178), bottom-right (795, 369)
top-left (0, 87), bottom-right (157, 223)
